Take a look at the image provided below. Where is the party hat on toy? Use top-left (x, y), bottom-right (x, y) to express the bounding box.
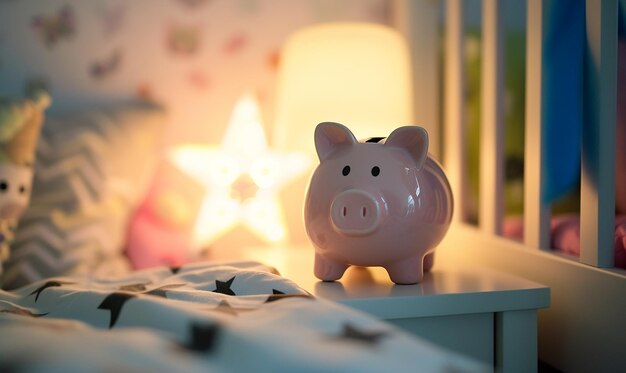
top-left (0, 90), bottom-right (51, 166)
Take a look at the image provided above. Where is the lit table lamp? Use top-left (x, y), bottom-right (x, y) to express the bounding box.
top-left (273, 22), bottom-right (414, 244)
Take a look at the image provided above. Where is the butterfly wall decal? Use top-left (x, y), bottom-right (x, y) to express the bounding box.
top-left (166, 24), bottom-right (202, 56)
top-left (89, 49), bottom-right (122, 80)
top-left (31, 5), bottom-right (76, 48)
top-left (94, 3), bottom-right (126, 36)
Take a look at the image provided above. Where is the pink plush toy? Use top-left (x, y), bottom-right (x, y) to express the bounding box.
top-left (126, 184), bottom-right (193, 269)
top-left (304, 122), bottom-right (453, 284)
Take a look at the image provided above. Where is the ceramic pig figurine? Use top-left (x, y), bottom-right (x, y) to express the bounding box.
top-left (304, 122), bottom-right (453, 284)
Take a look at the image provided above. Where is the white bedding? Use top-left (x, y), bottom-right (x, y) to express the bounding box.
top-left (0, 261), bottom-right (486, 372)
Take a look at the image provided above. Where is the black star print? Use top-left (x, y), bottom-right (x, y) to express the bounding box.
top-left (213, 276), bottom-right (236, 296)
top-left (333, 323), bottom-right (388, 346)
top-left (184, 322), bottom-right (220, 353)
top-left (265, 289), bottom-right (314, 303)
top-left (119, 283), bottom-right (150, 292)
top-left (29, 280), bottom-right (74, 302)
top-left (98, 292), bottom-right (136, 328)
top-left (145, 283), bottom-right (186, 298)
top-left (1, 306), bottom-right (48, 318)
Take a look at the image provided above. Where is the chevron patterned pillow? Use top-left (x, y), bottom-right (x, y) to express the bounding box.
top-left (2, 102), bottom-right (166, 289)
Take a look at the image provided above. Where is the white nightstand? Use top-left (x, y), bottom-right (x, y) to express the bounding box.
top-left (215, 242), bottom-right (550, 372)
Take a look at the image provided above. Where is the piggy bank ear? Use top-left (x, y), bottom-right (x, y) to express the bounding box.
top-left (314, 122), bottom-right (358, 161)
top-left (384, 126), bottom-right (429, 170)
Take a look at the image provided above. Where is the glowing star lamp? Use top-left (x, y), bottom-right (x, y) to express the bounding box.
top-left (273, 22), bottom-right (414, 244)
top-left (169, 94), bottom-right (311, 252)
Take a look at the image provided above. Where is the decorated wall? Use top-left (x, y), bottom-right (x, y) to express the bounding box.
top-left (0, 0), bottom-right (391, 256)
top-left (0, 0), bottom-right (390, 145)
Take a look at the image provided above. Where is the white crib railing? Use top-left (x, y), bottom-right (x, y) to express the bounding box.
top-left (443, 0), bottom-right (467, 225)
top-left (478, 0), bottom-right (505, 236)
top-left (523, 0), bottom-right (551, 250)
top-left (442, 0), bottom-right (619, 268)
top-left (579, 0), bottom-right (618, 267)
top-left (397, 0), bottom-right (625, 371)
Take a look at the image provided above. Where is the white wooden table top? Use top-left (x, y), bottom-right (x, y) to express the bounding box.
top-left (211, 241), bottom-right (550, 320)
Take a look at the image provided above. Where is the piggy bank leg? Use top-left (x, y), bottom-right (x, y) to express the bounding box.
top-left (423, 252), bottom-right (435, 272)
top-left (314, 254), bottom-right (348, 282)
top-left (384, 255), bottom-right (424, 285)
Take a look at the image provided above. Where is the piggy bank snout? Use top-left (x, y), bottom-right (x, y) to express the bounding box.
top-left (330, 189), bottom-right (386, 236)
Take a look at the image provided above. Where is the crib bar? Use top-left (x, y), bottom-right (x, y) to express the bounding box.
top-left (479, 0), bottom-right (504, 234)
top-left (444, 0), bottom-right (466, 223)
top-left (392, 0), bottom-right (441, 159)
top-left (579, 0), bottom-right (618, 268)
top-left (523, 0), bottom-right (550, 250)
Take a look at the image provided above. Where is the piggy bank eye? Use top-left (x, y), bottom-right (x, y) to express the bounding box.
top-left (0, 180), bottom-right (7, 192)
top-left (371, 166), bottom-right (380, 177)
top-left (19, 184), bottom-right (27, 194)
top-left (342, 165), bottom-right (351, 176)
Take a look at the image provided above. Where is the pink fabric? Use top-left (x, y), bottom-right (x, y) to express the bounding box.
top-left (125, 204), bottom-right (191, 270)
top-left (125, 184), bottom-right (194, 270)
top-left (502, 215), bottom-right (626, 269)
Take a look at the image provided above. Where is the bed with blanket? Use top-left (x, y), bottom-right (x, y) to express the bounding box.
top-left (0, 261), bottom-right (486, 372)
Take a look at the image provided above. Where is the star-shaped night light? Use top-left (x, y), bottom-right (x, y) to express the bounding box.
top-left (169, 94), bottom-right (311, 251)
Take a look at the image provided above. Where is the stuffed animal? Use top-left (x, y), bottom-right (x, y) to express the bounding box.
top-left (125, 162), bottom-right (204, 270)
top-left (0, 91), bottom-right (50, 277)
top-left (126, 185), bottom-right (194, 269)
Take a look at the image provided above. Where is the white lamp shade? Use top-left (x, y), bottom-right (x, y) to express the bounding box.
top-left (273, 22), bottom-right (414, 153)
top-left (273, 22), bottom-right (414, 245)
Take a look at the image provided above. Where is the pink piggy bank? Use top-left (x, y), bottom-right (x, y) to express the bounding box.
top-left (304, 122), bottom-right (453, 284)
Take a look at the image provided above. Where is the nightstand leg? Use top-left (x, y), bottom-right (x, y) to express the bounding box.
top-left (495, 310), bottom-right (538, 373)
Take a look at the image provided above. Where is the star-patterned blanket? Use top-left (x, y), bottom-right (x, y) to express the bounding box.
top-left (0, 261), bottom-right (486, 372)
